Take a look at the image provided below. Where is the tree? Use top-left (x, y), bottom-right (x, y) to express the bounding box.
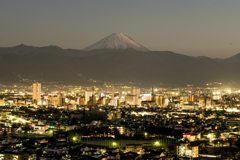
top-left (236, 138), bottom-right (240, 148)
top-left (22, 124), bottom-right (33, 134)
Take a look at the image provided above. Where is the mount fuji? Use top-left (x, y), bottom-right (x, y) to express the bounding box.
top-left (85, 32), bottom-right (149, 51)
top-left (0, 33), bottom-right (240, 86)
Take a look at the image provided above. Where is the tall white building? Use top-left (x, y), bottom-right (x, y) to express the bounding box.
top-left (84, 91), bottom-right (93, 105)
top-left (131, 87), bottom-right (141, 106)
top-left (32, 82), bottom-right (41, 104)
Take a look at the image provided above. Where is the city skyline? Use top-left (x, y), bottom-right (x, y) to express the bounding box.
top-left (0, 82), bottom-right (240, 159)
top-left (1, 0), bottom-right (240, 58)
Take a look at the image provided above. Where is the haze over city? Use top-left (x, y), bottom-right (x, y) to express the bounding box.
top-left (1, 0), bottom-right (240, 58)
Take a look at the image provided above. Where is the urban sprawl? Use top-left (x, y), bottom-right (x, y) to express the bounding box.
top-left (0, 83), bottom-right (239, 159)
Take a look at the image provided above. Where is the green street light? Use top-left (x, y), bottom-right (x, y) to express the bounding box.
top-left (112, 141), bottom-right (118, 148)
top-left (154, 141), bottom-right (161, 147)
top-left (70, 135), bottom-right (80, 143)
top-left (72, 136), bottom-right (78, 142)
top-left (48, 129), bottom-right (54, 136)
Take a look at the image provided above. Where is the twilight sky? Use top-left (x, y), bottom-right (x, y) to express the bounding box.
top-left (1, 0), bottom-right (240, 58)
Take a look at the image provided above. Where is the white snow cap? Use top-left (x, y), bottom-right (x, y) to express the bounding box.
top-left (85, 32), bottom-right (149, 51)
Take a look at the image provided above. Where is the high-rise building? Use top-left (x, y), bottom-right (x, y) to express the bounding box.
top-left (154, 95), bottom-right (165, 107)
top-left (84, 91), bottom-right (93, 105)
top-left (188, 94), bottom-right (195, 102)
top-left (32, 82), bottom-right (41, 104)
top-left (48, 93), bottom-right (63, 106)
top-left (131, 87), bottom-right (141, 106)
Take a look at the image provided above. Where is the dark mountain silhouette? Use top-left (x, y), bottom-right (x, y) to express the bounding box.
top-left (0, 44), bottom-right (239, 86)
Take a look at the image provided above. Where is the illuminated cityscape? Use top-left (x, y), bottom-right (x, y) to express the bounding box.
top-left (0, 83), bottom-right (239, 159)
top-left (1, 0), bottom-right (240, 159)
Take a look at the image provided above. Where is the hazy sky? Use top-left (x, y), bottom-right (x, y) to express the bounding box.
top-left (1, 0), bottom-right (240, 58)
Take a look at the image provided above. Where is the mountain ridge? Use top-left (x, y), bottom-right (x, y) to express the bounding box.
top-left (0, 44), bottom-right (240, 86)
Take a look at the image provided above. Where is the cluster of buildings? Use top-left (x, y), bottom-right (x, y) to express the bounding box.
top-left (0, 83), bottom-right (239, 159)
top-left (6, 82), bottom-right (237, 111)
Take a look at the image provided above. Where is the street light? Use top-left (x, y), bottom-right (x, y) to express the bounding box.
top-left (48, 129), bottom-right (54, 136)
top-left (72, 136), bottom-right (78, 142)
top-left (144, 132), bottom-right (148, 138)
top-left (112, 141), bottom-right (118, 148)
top-left (154, 140), bottom-right (161, 147)
top-left (70, 135), bottom-right (80, 143)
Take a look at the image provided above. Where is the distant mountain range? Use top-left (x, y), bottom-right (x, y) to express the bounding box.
top-left (0, 33), bottom-right (240, 86)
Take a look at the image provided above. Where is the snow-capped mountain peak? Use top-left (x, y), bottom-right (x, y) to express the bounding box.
top-left (85, 32), bottom-right (149, 51)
